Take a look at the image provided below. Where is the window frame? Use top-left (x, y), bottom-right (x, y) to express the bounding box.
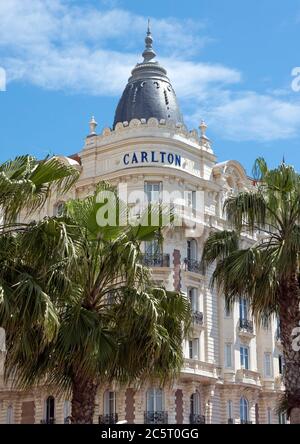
top-left (225, 343), bottom-right (233, 369)
top-left (264, 352), bottom-right (273, 378)
top-left (240, 345), bottom-right (250, 370)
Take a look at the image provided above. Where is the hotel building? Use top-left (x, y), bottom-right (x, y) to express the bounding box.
top-left (0, 27), bottom-right (286, 425)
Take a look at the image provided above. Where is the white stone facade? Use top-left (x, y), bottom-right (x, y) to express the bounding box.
top-left (0, 117), bottom-right (286, 424)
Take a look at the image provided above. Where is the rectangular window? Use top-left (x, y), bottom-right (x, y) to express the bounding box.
top-left (264, 353), bottom-right (272, 377)
top-left (279, 413), bottom-right (287, 425)
top-left (279, 355), bottom-right (285, 375)
top-left (104, 391), bottom-right (116, 415)
top-left (144, 239), bottom-right (161, 256)
top-left (188, 288), bottom-right (198, 312)
top-left (225, 343), bottom-right (233, 368)
top-left (224, 302), bottom-right (232, 318)
top-left (144, 182), bottom-right (162, 203)
top-left (267, 408), bottom-right (272, 424)
top-left (186, 191), bottom-right (196, 216)
top-left (147, 388), bottom-right (163, 412)
top-left (239, 298), bottom-right (248, 320)
top-left (240, 346), bottom-right (249, 370)
top-left (227, 400), bottom-right (233, 419)
top-left (189, 339), bottom-right (199, 360)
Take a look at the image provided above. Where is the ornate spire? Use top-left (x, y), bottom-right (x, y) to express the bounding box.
top-left (199, 120), bottom-right (208, 138)
top-left (142, 19), bottom-right (156, 63)
top-left (89, 115), bottom-right (97, 135)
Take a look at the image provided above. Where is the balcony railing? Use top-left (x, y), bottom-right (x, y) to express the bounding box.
top-left (190, 414), bottom-right (205, 424)
top-left (144, 411), bottom-right (168, 424)
top-left (141, 254), bottom-right (170, 268)
top-left (228, 418), bottom-right (234, 424)
top-left (184, 259), bottom-right (202, 274)
top-left (98, 413), bottom-right (118, 424)
top-left (192, 311), bottom-right (204, 325)
top-left (40, 418), bottom-right (56, 424)
top-left (239, 318), bottom-right (254, 334)
top-left (240, 420), bottom-right (253, 424)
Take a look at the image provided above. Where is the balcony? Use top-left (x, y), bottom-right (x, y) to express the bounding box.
top-left (98, 413), bottom-right (118, 424)
top-left (228, 418), bottom-right (235, 424)
top-left (240, 420), bottom-right (253, 424)
top-left (184, 259), bottom-right (202, 274)
top-left (190, 414), bottom-right (205, 424)
top-left (141, 254), bottom-right (170, 268)
top-left (40, 418), bottom-right (55, 424)
top-left (192, 311), bottom-right (204, 326)
top-left (144, 411), bottom-right (168, 424)
top-left (239, 318), bottom-right (254, 335)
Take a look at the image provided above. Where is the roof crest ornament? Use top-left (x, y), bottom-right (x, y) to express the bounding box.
top-left (142, 19), bottom-right (156, 63)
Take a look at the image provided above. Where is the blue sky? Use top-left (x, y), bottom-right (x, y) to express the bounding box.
top-left (1, 0), bottom-right (300, 174)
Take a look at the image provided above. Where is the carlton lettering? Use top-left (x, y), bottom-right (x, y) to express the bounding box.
top-left (123, 151), bottom-right (181, 167)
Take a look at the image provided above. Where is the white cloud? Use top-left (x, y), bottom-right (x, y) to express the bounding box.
top-left (0, 0), bottom-right (237, 98)
top-left (0, 0), bottom-right (300, 142)
top-left (189, 92), bottom-right (300, 142)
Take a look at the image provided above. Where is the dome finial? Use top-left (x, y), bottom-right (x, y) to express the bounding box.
top-left (89, 115), bottom-right (97, 135)
top-left (142, 19), bottom-right (156, 63)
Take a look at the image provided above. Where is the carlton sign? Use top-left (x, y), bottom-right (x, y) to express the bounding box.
top-left (123, 151), bottom-right (181, 167)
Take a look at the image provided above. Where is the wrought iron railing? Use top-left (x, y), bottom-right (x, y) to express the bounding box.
top-left (141, 254), bottom-right (170, 268)
top-left (239, 318), bottom-right (254, 334)
top-left (184, 259), bottom-right (202, 274)
top-left (98, 413), bottom-right (119, 424)
top-left (190, 414), bottom-right (206, 424)
top-left (192, 311), bottom-right (204, 325)
top-left (144, 411), bottom-right (168, 424)
top-left (40, 418), bottom-right (56, 424)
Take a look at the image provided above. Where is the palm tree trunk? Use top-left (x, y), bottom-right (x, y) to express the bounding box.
top-left (71, 372), bottom-right (98, 424)
top-left (279, 275), bottom-right (300, 424)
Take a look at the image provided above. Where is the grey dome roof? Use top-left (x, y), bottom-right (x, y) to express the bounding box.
top-left (113, 23), bottom-right (184, 128)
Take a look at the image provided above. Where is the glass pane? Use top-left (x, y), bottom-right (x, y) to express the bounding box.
top-left (155, 389), bottom-right (163, 411)
top-left (189, 341), bottom-right (193, 359)
top-left (147, 389), bottom-right (155, 412)
top-left (227, 400), bottom-right (233, 418)
top-left (46, 397), bottom-right (55, 421)
top-left (225, 344), bottom-right (232, 368)
top-left (6, 406), bottom-right (13, 424)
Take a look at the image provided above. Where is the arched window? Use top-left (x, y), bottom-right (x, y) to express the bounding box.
top-left (45, 396), bottom-right (55, 424)
top-left (190, 392), bottom-right (200, 415)
top-left (98, 390), bottom-right (118, 424)
top-left (145, 388), bottom-right (166, 424)
top-left (63, 400), bottom-right (71, 424)
top-left (146, 388), bottom-right (164, 412)
top-left (227, 400), bottom-right (233, 422)
top-left (54, 201), bottom-right (65, 217)
top-left (240, 397), bottom-right (249, 424)
top-left (6, 405), bottom-right (14, 424)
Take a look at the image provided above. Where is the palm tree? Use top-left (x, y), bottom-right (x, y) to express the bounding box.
top-left (0, 155), bottom-right (80, 223)
top-left (0, 186), bottom-right (191, 423)
top-left (202, 158), bottom-right (300, 423)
